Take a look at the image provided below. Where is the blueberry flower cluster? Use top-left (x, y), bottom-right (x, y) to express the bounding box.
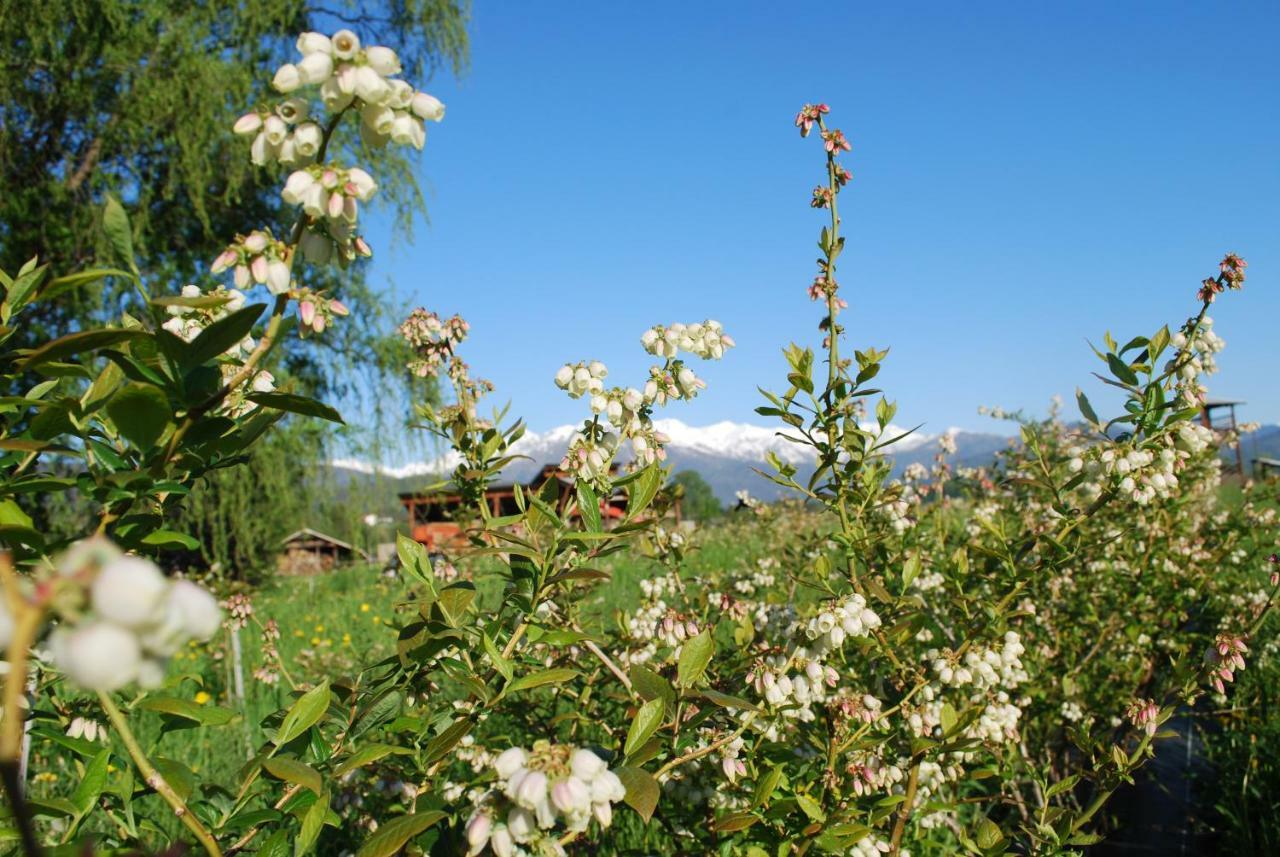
top-left (464, 742), bottom-right (626, 856)
top-left (236, 29), bottom-right (444, 165)
top-left (554, 321), bottom-right (734, 487)
top-left (399, 309), bottom-right (470, 378)
top-left (36, 539), bottom-right (222, 691)
top-left (211, 229), bottom-right (292, 295)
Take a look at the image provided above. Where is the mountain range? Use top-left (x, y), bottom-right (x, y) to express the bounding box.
top-left (332, 418), bottom-right (1017, 503)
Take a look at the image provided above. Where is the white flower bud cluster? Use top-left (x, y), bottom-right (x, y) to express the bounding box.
top-left (1094, 444), bottom-right (1181, 506)
top-left (282, 165), bottom-right (377, 223)
top-left (937, 432), bottom-right (958, 456)
top-left (465, 743), bottom-right (625, 856)
top-left (928, 632), bottom-right (1026, 692)
top-left (732, 558), bottom-right (778, 596)
top-left (1168, 317), bottom-right (1225, 408)
top-left (162, 285), bottom-right (251, 354)
top-left (560, 433), bottom-right (619, 485)
top-left (803, 593), bottom-right (882, 655)
top-left (553, 361), bottom-right (608, 399)
top-left (557, 321), bottom-right (734, 487)
top-left (639, 320), bottom-right (734, 360)
top-left (242, 30), bottom-right (443, 162)
top-left (750, 654), bottom-right (839, 720)
top-left (211, 229), bottom-right (292, 295)
top-left (878, 495), bottom-right (914, 534)
top-left (48, 540), bottom-right (221, 692)
top-left (399, 309), bottom-right (470, 378)
top-left (844, 750), bottom-right (906, 798)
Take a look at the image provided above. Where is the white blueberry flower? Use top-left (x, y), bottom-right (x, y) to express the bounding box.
top-left (272, 63), bottom-right (302, 93)
top-left (91, 556), bottom-right (168, 630)
top-left (53, 622), bottom-right (141, 691)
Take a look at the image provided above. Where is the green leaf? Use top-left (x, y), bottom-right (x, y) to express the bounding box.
top-left (483, 633), bottom-right (514, 681)
top-left (1076, 388), bottom-right (1100, 426)
top-left (625, 697), bottom-right (666, 759)
top-left (795, 792), bottom-right (826, 822)
top-left (630, 665), bottom-right (676, 709)
top-left (140, 529), bottom-right (200, 550)
top-left (1106, 352), bottom-right (1139, 386)
top-left (332, 744), bottom-right (413, 777)
top-left (939, 702), bottom-right (958, 736)
top-left (751, 765), bottom-right (783, 808)
top-left (0, 500), bottom-right (33, 530)
top-left (625, 464), bottom-right (663, 519)
top-left (275, 681), bottom-right (331, 746)
top-left (263, 757), bottom-right (323, 795)
top-left (423, 717), bottom-right (473, 764)
top-left (102, 195), bottom-right (138, 275)
top-left (152, 757), bottom-right (195, 802)
top-left (355, 811), bottom-right (446, 857)
top-left (676, 630), bottom-right (714, 689)
top-left (182, 303), bottom-right (266, 368)
top-left (71, 748), bottom-right (111, 816)
top-left (614, 766), bottom-right (660, 822)
top-left (504, 668), bottom-right (579, 695)
top-left (576, 479), bottom-right (602, 533)
top-left (105, 383), bottom-right (171, 450)
top-left (247, 392), bottom-right (344, 424)
top-left (19, 329), bottom-right (144, 368)
top-left (136, 695), bottom-right (237, 728)
top-left (975, 818), bottom-right (1004, 850)
top-left (295, 790), bottom-right (329, 856)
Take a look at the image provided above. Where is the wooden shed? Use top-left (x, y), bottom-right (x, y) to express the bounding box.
top-left (277, 528), bottom-right (370, 576)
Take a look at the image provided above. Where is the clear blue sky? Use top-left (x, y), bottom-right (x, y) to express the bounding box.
top-left (361, 1), bottom-right (1279, 437)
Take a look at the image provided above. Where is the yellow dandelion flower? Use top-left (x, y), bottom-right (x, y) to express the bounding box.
top-left (360, 603), bottom-right (370, 612)
top-left (194, 691), bottom-right (211, 705)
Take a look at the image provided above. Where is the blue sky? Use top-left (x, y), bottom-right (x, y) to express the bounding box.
top-left (361, 1), bottom-right (1279, 438)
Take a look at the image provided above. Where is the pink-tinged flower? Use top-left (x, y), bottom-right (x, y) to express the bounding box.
top-left (329, 300), bottom-right (349, 316)
top-left (811, 186), bottom-right (834, 208)
top-left (233, 113), bottom-right (263, 135)
top-left (211, 249), bottom-right (237, 273)
top-left (822, 128), bottom-right (851, 153)
top-left (299, 300), bottom-right (316, 328)
top-left (1125, 698), bottom-right (1160, 736)
top-left (794, 102), bottom-right (829, 137)
top-left (250, 255), bottom-right (269, 284)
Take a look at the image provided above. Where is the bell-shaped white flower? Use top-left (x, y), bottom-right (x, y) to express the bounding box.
top-left (570, 748), bottom-right (606, 782)
top-left (361, 103), bottom-right (395, 136)
top-left (297, 51), bottom-right (334, 85)
top-left (513, 769), bottom-right (548, 809)
top-left (169, 580), bottom-right (223, 641)
top-left (387, 79), bottom-right (415, 110)
top-left (276, 97), bottom-right (309, 123)
top-left (55, 622), bottom-right (141, 691)
top-left (320, 76), bottom-right (354, 111)
top-left (266, 259), bottom-right (291, 295)
top-left (411, 92), bottom-right (445, 122)
top-left (494, 747), bottom-right (527, 779)
top-left (365, 45), bottom-right (401, 76)
top-left (281, 170), bottom-right (316, 205)
top-left (464, 812), bottom-right (491, 855)
top-left (136, 657), bottom-right (167, 689)
top-left (506, 806), bottom-right (536, 843)
top-left (263, 114), bottom-right (288, 146)
top-left (250, 132), bottom-right (275, 166)
top-left (92, 556), bottom-right (168, 630)
top-left (331, 29), bottom-right (360, 60)
top-left (489, 825), bottom-right (514, 857)
top-left (293, 122), bottom-right (322, 158)
top-left (345, 167), bottom-right (378, 201)
top-left (353, 65), bottom-right (390, 104)
top-left (390, 113), bottom-right (423, 148)
top-left (272, 63), bottom-right (302, 93)
top-left (296, 31), bottom-right (331, 56)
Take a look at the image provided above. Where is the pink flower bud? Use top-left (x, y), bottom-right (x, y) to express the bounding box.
top-left (250, 255), bottom-right (269, 284)
top-left (233, 113), bottom-right (263, 135)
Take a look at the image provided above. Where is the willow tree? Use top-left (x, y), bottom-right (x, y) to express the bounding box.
top-left (0, 0), bottom-right (462, 574)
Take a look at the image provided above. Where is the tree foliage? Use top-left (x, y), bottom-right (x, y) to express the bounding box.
top-left (672, 468), bottom-right (722, 521)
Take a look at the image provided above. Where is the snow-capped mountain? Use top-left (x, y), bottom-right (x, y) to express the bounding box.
top-left (332, 419), bottom-right (1014, 503)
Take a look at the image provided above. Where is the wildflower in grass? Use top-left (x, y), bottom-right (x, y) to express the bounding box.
top-left (194, 691), bottom-right (212, 705)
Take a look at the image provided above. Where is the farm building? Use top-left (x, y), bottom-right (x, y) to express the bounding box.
top-left (277, 528), bottom-right (371, 575)
top-left (399, 463), bottom-right (679, 550)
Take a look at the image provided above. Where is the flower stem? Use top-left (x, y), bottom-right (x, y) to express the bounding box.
top-left (97, 691), bottom-right (224, 857)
